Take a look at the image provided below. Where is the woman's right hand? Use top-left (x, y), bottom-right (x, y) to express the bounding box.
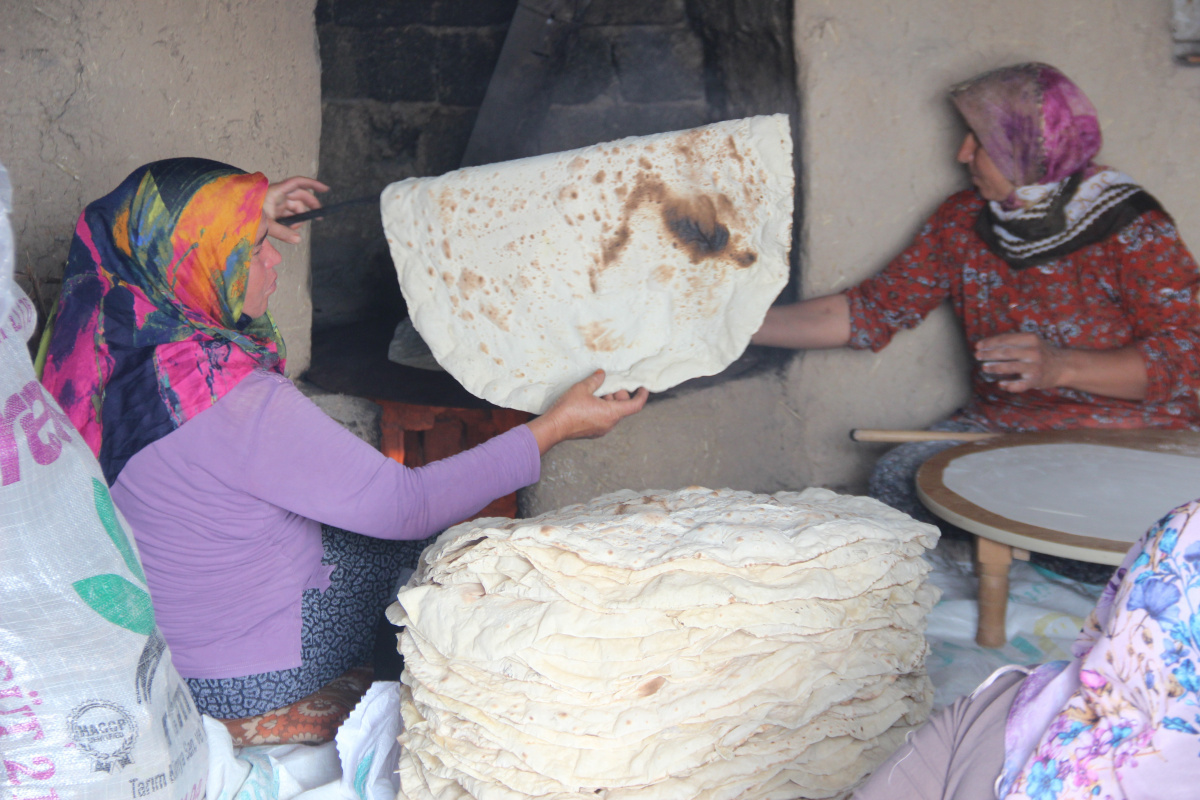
top-left (526, 370), bottom-right (649, 455)
top-left (263, 177), bottom-right (329, 244)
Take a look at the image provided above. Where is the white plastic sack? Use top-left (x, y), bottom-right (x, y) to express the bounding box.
top-left (0, 161), bottom-right (208, 800)
top-left (335, 681), bottom-right (401, 800)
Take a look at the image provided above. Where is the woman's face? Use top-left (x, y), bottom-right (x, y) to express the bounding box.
top-left (242, 217), bottom-right (281, 319)
top-left (957, 132), bottom-right (1015, 202)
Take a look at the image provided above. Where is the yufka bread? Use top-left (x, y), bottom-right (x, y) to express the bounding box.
top-left (381, 115), bottom-right (793, 413)
top-left (387, 487), bottom-right (941, 800)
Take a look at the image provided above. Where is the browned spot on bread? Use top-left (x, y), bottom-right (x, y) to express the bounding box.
top-left (638, 156), bottom-right (652, 169)
top-left (460, 309), bottom-right (474, 321)
top-left (568, 156), bottom-right (587, 172)
top-left (637, 676), bottom-right (666, 697)
top-left (481, 303), bottom-right (511, 331)
top-left (480, 342), bottom-right (490, 354)
top-left (597, 221), bottom-right (631, 279)
top-left (578, 321), bottom-right (623, 352)
top-left (652, 264), bottom-right (675, 283)
top-left (725, 134), bottom-right (744, 166)
top-left (442, 239), bottom-right (452, 259)
top-left (593, 170), bottom-right (605, 183)
top-left (662, 196), bottom-right (730, 263)
top-left (458, 269), bottom-right (485, 299)
top-left (441, 271), bottom-right (455, 286)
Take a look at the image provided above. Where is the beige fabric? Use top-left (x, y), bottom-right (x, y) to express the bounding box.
top-left (388, 487), bottom-right (940, 800)
top-left (380, 116), bottom-right (793, 413)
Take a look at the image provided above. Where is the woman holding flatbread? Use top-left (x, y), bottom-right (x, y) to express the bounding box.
top-left (753, 63), bottom-right (1200, 560)
top-left (41, 158), bottom-right (647, 719)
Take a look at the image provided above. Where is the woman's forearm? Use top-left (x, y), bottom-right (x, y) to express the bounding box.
top-left (751, 293), bottom-right (852, 350)
top-left (1052, 346), bottom-right (1148, 400)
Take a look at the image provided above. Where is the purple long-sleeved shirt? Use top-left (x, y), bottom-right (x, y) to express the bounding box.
top-left (111, 370), bottom-right (540, 679)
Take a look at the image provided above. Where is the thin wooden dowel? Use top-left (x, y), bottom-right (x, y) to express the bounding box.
top-left (849, 429), bottom-right (1000, 443)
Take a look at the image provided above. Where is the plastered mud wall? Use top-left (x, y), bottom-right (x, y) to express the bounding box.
top-left (525, 0), bottom-right (1200, 514)
top-left (0, 1), bottom-right (321, 373)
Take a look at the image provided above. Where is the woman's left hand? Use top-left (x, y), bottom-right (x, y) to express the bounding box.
top-left (263, 177), bottom-right (330, 244)
top-left (975, 332), bottom-right (1064, 392)
top-left (974, 332), bottom-right (1148, 400)
top-left (526, 370), bottom-right (649, 455)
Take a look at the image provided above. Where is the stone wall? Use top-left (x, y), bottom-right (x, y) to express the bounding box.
top-left (314, 0), bottom-right (518, 329)
top-left (0, 0), bottom-right (322, 373)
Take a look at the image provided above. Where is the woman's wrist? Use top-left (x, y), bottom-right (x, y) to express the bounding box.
top-left (525, 416), bottom-right (562, 456)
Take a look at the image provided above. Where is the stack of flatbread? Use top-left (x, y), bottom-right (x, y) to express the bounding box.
top-left (387, 487), bottom-right (940, 800)
top-left (381, 115), bottom-right (793, 413)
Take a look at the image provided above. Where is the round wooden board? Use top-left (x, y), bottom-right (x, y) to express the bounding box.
top-left (916, 429), bottom-right (1200, 566)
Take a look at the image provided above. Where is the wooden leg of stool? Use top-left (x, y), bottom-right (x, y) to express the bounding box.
top-left (975, 535), bottom-right (1013, 648)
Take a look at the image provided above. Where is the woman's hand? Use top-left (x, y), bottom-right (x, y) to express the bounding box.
top-left (526, 370), bottom-right (649, 455)
top-left (263, 177), bottom-right (329, 244)
top-left (975, 332), bottom-right (1148, 400)
top-left (975, 332), bottom-right (1064, 391)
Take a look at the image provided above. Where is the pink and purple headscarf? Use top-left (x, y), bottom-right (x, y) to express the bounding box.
top-left (42, 158), bottom-right (286, 484)
top-left (950, 62), bottom-right (1102, 188)
top-left (951, 63), bottom-right (1164, 269)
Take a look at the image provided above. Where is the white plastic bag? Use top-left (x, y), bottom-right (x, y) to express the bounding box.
top-left (335, 682), bottom-right (401, 800)
top-left (0, 161), bottom-right (208, 800)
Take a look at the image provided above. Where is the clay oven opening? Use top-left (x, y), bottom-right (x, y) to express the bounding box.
top-left (305, 0), bottom-right (799, 408)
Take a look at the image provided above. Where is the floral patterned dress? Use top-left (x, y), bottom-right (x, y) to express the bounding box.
top-left (845, 190), bottom-right (1200, 432)
top-left (996, 500), bottom-right (1200, 799)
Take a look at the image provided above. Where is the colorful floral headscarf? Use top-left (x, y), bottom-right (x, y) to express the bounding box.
top-left (999, 499), bottom-right (1200, 799)
top-left (42, 158), bottom-right (286, 484)
top-left (950, 62), bottom-right (1102, 188)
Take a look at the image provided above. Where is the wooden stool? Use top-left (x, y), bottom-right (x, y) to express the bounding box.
top-left (917, 429), bottom-right (1200, 648)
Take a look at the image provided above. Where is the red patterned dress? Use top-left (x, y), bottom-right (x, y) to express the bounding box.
top-left (846, 189), bottom-right (1200, 431)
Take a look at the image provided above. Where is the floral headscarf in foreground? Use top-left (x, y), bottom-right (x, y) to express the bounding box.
top-left (42, 158), bottom-right (286, 484)
top-left (998, 499), bottom-right (1200, 800)
top-left (950, 63), bottom-right (1163, 269)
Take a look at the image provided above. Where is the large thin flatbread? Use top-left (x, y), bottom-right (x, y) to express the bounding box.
top-left (381, 115), bottom-right (793, 413)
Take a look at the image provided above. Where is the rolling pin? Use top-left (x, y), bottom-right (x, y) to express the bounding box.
top-left (849, 429), bottom-right (1000, 443)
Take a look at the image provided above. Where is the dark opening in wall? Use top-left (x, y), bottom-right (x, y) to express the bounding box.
top-left (306, 0), bottom-right (799, 406)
